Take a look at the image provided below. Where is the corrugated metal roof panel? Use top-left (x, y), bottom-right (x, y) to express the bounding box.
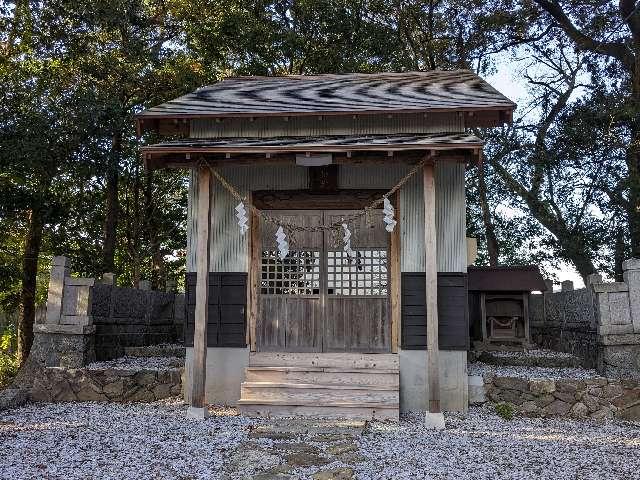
top-left (138, 70), bottom-right (515, 120)
top-left (143, 133), bottom-right (483, 154)
top-left (190, 112), bottom-right (464, 138)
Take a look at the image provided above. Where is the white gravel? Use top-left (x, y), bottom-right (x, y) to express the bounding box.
top-left (356, 406), bottom-right (640, 480)
top-left (85, 356), bottom-right (183, 371)
top-left (1, 401), bottom-right (639, 479)
top-left (0, 399), bottom-right (255, 480)
top-left (469, 362), bottom-right (603, 380)
top-left (489, 349), bottom-right (577, 359)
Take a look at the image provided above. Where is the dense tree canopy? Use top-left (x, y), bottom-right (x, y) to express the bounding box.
top-left (0, 0), bottom-right (633, 362)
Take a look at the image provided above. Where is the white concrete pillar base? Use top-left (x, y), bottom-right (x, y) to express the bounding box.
top-left (186, 406), bottom-right (209, 420)
top-left (424, 412), bottom-right (445, 430)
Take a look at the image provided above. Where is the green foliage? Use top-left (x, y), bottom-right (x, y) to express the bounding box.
top-left (0, 0), bottom-right (634, 338)
top-left (495, 402), bottom-right (514, 420)
top-left (0, 323), bottom-right (18, 388)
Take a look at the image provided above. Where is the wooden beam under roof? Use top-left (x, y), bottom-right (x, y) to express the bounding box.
top-left (143, 149), bottom-right (479, 171)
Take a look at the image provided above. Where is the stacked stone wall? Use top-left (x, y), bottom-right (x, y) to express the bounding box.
top-left (529, 289), bottom-right (598, 368)
top-left (29, 365), bottom-right (183, 404)
top-left (475, 374), bottom-right (640, 420)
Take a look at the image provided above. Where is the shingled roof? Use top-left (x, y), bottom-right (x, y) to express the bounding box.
top-left (136, 70), bottom-right (515, 133)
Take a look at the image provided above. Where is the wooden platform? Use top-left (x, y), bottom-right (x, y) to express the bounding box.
top-left (238, 353), bottom-right (400, 422)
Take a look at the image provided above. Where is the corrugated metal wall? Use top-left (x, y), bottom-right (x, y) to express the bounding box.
top-left (339, 163), bottom-right (467, 273)
top-left (186, 165), bottom-right (308, 272)
top-left (191, 112), bottom-right (464, 138)
top-left (187, 163), bottom-right (467, 273)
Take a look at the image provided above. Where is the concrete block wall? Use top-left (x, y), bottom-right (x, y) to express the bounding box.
top-left (530, 259), bottom-right (640, 379)
top-left (34, 257), bottom-right (185, 368)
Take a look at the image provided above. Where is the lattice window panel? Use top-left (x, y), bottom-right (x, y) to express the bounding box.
top-left (327, 249), bottom-right (388, 296)
top-left (261, 250), bottom-right (321, 295)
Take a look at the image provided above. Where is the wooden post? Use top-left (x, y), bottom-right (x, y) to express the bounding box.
top-left (248, 206), bottom-right (261, 352)
top-left (188, 164), bottom-right (212, 419)
top-left (423, 160), bottom-right (445, 429)
top-left (390, 190), bottom-right (401, 353)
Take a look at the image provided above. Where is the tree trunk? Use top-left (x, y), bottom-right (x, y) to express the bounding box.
top-left (144, 170), bottom-right (165, 290)
top-left (477, 162), bottom-right (499, 265)
top-left (17, 206), bottom-right (45, 365)
top-left (627, 67), bottom-right (640, 258)
top-left (102, 132), bottom-right (122, 274)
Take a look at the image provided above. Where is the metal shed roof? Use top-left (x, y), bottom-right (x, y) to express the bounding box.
top-left (142, 133), bottom-right (483, 169)
top-left (468, 266), bottom-right (548, 292)
top-left (136, 71), bottom-right (515, 133)
top-left (143, 132), bottom-right (483, 152)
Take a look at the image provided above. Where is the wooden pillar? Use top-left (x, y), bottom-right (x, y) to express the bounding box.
top-left (390, 191), bottom-right (401, 353)
top-left (423, 161), bottom-right (445, 429)
top-left (188, 164), bottom-right (212, 419)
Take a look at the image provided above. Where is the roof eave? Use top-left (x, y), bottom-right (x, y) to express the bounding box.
top-left (135, 105), bottom-right (515, 136)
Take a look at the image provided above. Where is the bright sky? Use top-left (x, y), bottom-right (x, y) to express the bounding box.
top-left (485, 59), bottom-right (586, 290)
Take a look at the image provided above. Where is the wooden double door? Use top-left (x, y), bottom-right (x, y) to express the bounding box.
top-left (256, 210), bottom-right (391, 353)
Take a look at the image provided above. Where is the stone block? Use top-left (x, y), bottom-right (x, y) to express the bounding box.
top-left (592, 283), bottom-right (628, 293)
top-left (535, 394), bottom-right (555, 408)
top-left (519, 401), bottom-right (539, 415)
top-left (616, 403), bottom-right (640, 420)
top-left (126, 387), bottom-right (155, 403)
top-left (75, 384), bottom-right (107, 402)
top-left (468, 375), bottom-right (486, 404)
top-left (602, 384), bottom-right (624, 399)
top-left (0, 389), bottom-right (28, 411)
top-left (45, 256), bottom-right (71, 324)
top-left (561, 280), bottom-right (574, 292)
top-left (623, 258), bottom-right (640, 333)
top-left (609, 292), bottom-right (632, 325)
top-left (529, 379), bottom-right (555, 395)
top-left (494, 377), bottom-right (528, 392)
top-left (103, 379), bottom-right (125, 398)
top-left (556, 379), bottom-right (585, 394)
top-left (582, 394), bottom-right (600, 413)
top-left (612, 389), bottom-right (640, 410)
top-left (152, 383), bottom-right (172, 400)
top-left (543, 399), bottom-right (571, 416)
top-left (553, 391), bottom-right (575, 403)
top-left (623, 258), bottom-right (640, 271)
top-left (135, 371), bottom-right (158, 386)
top-left (590, 407), bottom-right (614, 420)
top-left (599, 324), bottom-right (635, 335)
top-left (569, 402), bottom-right (588, 418)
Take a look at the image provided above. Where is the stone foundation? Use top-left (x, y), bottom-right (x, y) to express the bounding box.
top-left (598, 334), bottom-right (640, 380)
top-left (28, 328), bottom-right (96, 369)
top-left (473, 374), bottom-right (640, 420)
top-left (29, 365), bottom-right (183, 403)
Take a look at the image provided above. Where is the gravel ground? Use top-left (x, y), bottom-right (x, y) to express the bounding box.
top-left (84, 356), bottom-right (184, 370)
top-left (0, 399), bottom-right (255, 480)
top-left (357, 407), bottom-right (640, 480)
top-left (1, 401), bottom-right (639, 480)
top-left (488, 349), bottom-right (577, 359)
top-left (468, 361), bottom-right (603, 380)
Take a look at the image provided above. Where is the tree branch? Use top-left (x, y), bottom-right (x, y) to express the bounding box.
top-left (534, 0), bottom-right (635, 70)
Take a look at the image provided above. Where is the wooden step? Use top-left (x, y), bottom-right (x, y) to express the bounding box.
top-left (238, 400), bottom-right (399, 422)
top-left (241, 382), bottom-right (398, 404)
top-left (249, 352), bottom-right (399, 370)
top-left (241, 353), bottom-right (400, 422)
top-left (245, 366), bottom-right (399, 387)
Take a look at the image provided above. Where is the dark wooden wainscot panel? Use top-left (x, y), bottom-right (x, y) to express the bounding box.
top-left (185, 273), bottom-right (247, 348)
top-left (401, 272), bottom-right (469, 350)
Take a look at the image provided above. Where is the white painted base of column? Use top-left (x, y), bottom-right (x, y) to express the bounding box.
top-left (424, 412), bottom-right (445, 430)
top-left (186, 406), bottom-right (209, 420)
